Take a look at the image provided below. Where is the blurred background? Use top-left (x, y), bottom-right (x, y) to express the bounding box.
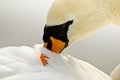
top-left (0, 0), bottom-right (120, 74)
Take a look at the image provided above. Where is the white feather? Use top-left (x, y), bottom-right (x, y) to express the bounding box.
top-left (110, 64), bottom-right (120, 80)
top-left (0, 44), bottom-right (113, 80)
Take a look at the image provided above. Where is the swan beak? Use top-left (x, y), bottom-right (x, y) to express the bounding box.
top-left (40, 53), bottom-right (50, 66)
top-left (44, 36), bottom-right (66, 53)
top-left (40, 36), bottom-right (67, 66)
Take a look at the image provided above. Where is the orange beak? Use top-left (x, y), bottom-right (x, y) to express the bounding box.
top-left (44, 36), bottom-right (66, 53)
top-left (40, 36), bottom-right (67, 66)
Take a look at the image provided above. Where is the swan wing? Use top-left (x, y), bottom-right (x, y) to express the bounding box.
top-left (0, 46), bottom-right (43, 79)
top-left (0, 45), bottom-right (75, 80)
top-left (0, 44), bottom-right (113, 80)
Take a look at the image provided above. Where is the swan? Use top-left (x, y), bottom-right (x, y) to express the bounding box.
top-left (40, 0), bottom-right (120, 65)
top-left (0, 0), bottom-right (120, 80)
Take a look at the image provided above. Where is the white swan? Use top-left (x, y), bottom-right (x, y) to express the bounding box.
top-left (40, 0), bottom-right (120, 69)
top-left (0, 0), bottom-right (120, 80)
top-left (40, 0), bottom-right (120, 79)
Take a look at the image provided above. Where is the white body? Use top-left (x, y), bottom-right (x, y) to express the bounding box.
top-left (0, 44), bottom-right (115, 80)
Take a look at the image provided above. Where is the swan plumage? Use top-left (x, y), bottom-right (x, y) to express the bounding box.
top-left (0, 44), bottom-right (114, 80)
top-left (110, 64), bottom-right (120, 80)
top-left (1, 0), bottom-right (120, 79)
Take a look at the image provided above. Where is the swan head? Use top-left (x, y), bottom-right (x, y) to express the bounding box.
top-left (42, 0), bottom-right (80, 53)
top-left (43, 20), bottom-right (73, 53)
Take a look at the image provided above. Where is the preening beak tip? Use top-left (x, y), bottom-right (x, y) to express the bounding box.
top-left (40, 53), bottom-right (50, 66)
